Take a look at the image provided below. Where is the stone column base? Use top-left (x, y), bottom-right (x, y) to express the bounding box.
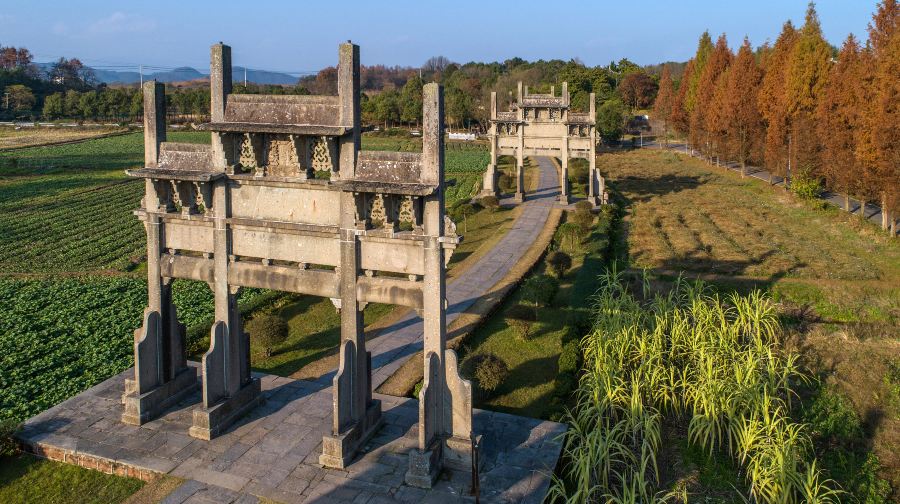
top-left (121, 368), bottom-right (199, 426)
top-left (514, 192), bottom-right (525, 204)
top-left (558, 194), bottom-right (570, 205)
top-left (405, 441), bottom-right (442, 489)
top-left (405, 435), bottom-right (482, 488)
top-left (319, 399), bottom-right (383, 469)
top-left (188, 377), bottom-right (262, 440)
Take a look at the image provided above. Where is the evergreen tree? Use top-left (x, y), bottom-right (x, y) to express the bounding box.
top-left (685, 31), bottom-right (714, 113)
top-left (785, 2), bottom-right (833, 181)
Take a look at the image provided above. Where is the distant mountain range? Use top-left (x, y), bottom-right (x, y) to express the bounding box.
top-left (33, 63), bottom-right (300, 86)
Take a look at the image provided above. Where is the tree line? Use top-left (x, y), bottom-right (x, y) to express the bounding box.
top-left (653, 1), bottom-right (899, 234)
top-left (3, 41), bottom-right (668, 142)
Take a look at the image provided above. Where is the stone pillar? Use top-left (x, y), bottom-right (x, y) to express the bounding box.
top-left (210, 43), bottom-right (233, 172)
top-left (560, 135), bottom-right (569, 204)
top-left (320, 188), bottom-right (383, 468)
top-left (515, 122), bottom-right (525, 203)
top-left (515, 82), bottom-right (525, 203)
top-left (122, 84), bottom-right (198, 426)
top-left (337, 42), bottom-right (360, 180)
top-left (588, 92), bottom-right (601, 206)
top-left (143, 81), bottom-right (165, 168)
top-left (406, 83), bottom-right (476, 489)
top-left (481, 92), bottom-right (499, 197)
top-left (321, 41), bottom-right (382, 468)
top-left (190, 174), bottom-right (261, 440)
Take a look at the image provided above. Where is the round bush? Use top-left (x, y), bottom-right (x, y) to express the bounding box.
top-left (246, 314), bottom-right (289, 357)
top-left (521, 275), bottom-right (558, 307)
top-left (472, 353), bottom-right (509, 394)
top-left (574, 200), bottom-right (593, 215)
top-left (480, 195), bottom-right (499, 212)
top-left (546, 250), bottom-right (572, 278)
top-left (506, 303), bottom-right (537, 338)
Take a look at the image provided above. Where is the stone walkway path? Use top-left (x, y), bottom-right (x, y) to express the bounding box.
top-left (316, 156), bottom-right (561, 388)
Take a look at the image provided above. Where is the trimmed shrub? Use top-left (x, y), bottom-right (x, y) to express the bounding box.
top-left (472, 353), bottom-right (509, 394)
top-left (246, 314), bottom-right (289, 357)
top-left (555, 222), bottom-right (585, 252)
top-left (790, 168), bottom-right (824, 200)
top-left (480, 195), bottom-right (499, 212)
top-left (574, 200), bottom-right (593, 214)
top-left (558, 339), bottom-right (581, 375)
top-left (506, 303), bottom-right (537, 338)
top-left (546, 250), bottom-right (572, 278)
top-left (521, 275), bottom-right (558, 307)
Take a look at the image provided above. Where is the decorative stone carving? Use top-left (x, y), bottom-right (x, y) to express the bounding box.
top-left (311, 136), bottom-right (334, 172)
top-left (239, 133), bottom-right (260, 171)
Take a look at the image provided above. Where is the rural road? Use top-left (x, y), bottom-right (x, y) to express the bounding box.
top-left (644, 140), bottom-right (895, 233)
top-left (315, 156), bottom-right (560, 388)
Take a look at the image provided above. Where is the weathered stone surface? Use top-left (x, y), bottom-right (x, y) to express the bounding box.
top-left (17, 368), bottom-right (563, 503)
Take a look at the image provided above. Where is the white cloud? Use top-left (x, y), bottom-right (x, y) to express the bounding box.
top-left (88, 12), bottom-right (156, 35)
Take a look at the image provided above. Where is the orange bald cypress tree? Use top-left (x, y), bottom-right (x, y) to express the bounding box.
top-left (869, 0), bottom-right (900, 232)
top-left (691, 34), bottom-right (732, 160)
top-left (654, 65), bottom-right (675, 147)
top-left (671, 59), bottom-right (693, 138)
top-left (723, 38), bottom-right (764, 176)
top-left (816, 35), bottom-right (863, 211)
top-left (785, 2), bottom-right (833, 186)
top-left (707, 70), bottom-right (731, 165)
top-left (759, 21), bottom-right (798, 184)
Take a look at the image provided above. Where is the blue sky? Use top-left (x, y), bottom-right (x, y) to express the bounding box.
top-left (0, 1), bottom-right (879, 74)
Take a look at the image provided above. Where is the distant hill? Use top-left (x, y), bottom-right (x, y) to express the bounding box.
top-left (33, 62), bottom-right (300, 86)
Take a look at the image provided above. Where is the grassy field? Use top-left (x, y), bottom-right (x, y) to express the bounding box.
top-left (602, 148), bottom-right (899, 501)
top-left (456, 208), bottom-right (611, 420)
top-left (0, 454), bottom-right (143, 504)
top-left (0, 126), bottom-right (128, 150)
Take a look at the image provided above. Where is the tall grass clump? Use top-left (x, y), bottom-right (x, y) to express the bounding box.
top-left (548, 267), bottom-right (841, 503)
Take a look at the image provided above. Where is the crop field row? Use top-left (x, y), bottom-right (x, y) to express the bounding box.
top-left (0, 181), bottom-right (145, 274)
top-left (609, 150), bottom-right (899, 283)
top-left (0, 126), bottom-right (128, 150)
top-left (0, 277), bottom-right (267, 424)
top-left (1, 132), bottom-right (487, 275)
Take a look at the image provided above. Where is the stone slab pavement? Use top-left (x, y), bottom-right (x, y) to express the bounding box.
top-left (324, 156), bottom-right (563, 389)
top-left (19, 365), bottom-right (566, 503)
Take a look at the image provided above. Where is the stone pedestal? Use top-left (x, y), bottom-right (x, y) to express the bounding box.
top-left (189, 378), bottom-right (262, 440)
top-left (319, 400), bottom-right (383, 469)
top-left (481, 163), bottom-right (499, 198)
top-left (122, 368), bottom-right (198, 425)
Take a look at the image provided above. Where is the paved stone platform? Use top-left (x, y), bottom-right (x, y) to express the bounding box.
top-left (18, 365), bottom-right (565, 503)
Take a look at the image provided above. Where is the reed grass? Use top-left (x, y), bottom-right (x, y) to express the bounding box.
top-left (548, 266), bottom-right (841, 503)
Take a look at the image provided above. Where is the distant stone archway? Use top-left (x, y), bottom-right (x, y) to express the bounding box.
top-left (482, 82), bottom-right (606, 205)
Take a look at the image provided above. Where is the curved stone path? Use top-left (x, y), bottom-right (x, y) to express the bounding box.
top-left (315, 156), bottom-right (561, 388)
